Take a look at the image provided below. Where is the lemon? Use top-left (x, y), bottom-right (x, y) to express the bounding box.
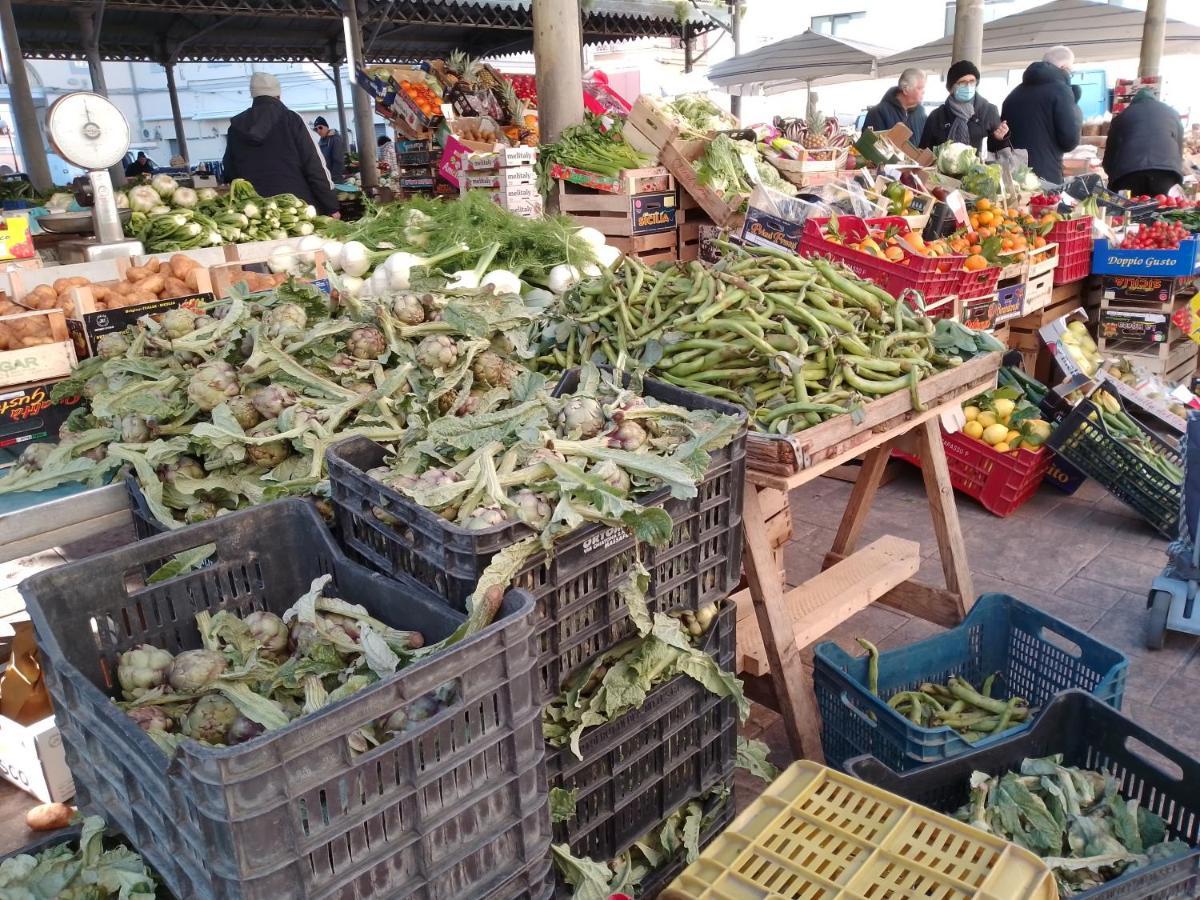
top-left (977, 411), bottom-right (998, 429)
top-left (982, 423), bottom-right (1009, 446)
top-left (963, 405), bottom-right (980, 421)
top-left (1006, 429), bottom-right (1021, 444)
top-left (992, 398), bottom-right (1016, 419)
top-left (993, 441), bottom-right (1010, 452)
top-left (963, 421), bottom-right (984, 439)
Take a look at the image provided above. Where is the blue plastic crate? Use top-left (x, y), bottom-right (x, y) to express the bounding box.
top-left (813, 593), bottom-right (1129, 772)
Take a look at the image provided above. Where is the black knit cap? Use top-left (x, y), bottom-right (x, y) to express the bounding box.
top-left (946, 60), bottom-right (981, 88)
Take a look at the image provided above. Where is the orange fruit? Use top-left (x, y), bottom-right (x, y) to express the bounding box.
top-left (976, 198), bottom-right (992, 212)
top-left (977, 211), bottom-right (994, 227)
top-left (1001, 237), bottom-right (1014, 250)
top-left (964, 254), bottom-right (988, 271)
top-left (1033, 236), bottom-right (1047, 248)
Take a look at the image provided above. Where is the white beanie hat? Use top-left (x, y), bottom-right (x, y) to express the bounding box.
top-left (250, 72), bottom-right (281, 98)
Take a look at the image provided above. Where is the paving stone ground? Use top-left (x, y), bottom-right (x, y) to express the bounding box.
top-left (0, 469), bottom-right (1190, 852)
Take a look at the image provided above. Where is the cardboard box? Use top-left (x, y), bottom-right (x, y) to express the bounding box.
top-left (463, 146), bottom-right (538, 171)
top-left (1092, 236), bottom-right (1200, 277)
top-left (630, 191), bottom-right (678, 235)
top-left (1039, 307), bottom-right (1099, 379)
top-left (439, 127), bottom-right (503, 188)
top-left (0, 309), bottom-right (77, 388)
top-left (0, 215), bottom-right (34, 261)
top-left (461, 167), bottom-right (536, 191)
top-left (1101, 274), bottom-right (1199, 305)
top-left (1100, 309), bottom-right (1170, 344)
top-left (0, 377), bottom-right (83, 455)
top-left (0, 711), bottom-right (72, 803)
top-left (739, 207), bottom-right (804, 254)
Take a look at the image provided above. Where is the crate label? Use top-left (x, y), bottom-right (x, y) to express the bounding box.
top-left (1100, 309), bottom-right (1168, 343)
top-left (699, 225), bottom-right (725, 264)
top-left (582, 525), bottom-right (629, 554)
top-left (1101, 274), bottom-right (1198, 304)
top-left (79, 293), bottom-right (212, 356)
top-left (740, 207), bottom-right (805, 253)
top-left (1092, 237), bottom-right (1200, 277)
top-left (994, 284), bottom-right (1025, 323)
top-left (0, 379), bottom-right (82, 450)
top-left (630, 192), bottom-right (677, 235)
top-left (962, 296), bottom-right (998, 332)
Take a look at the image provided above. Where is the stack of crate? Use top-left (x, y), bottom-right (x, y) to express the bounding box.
top-left (554, 166), bottom-right (680, 264)
top-left (459, 145), bottom-right (542, 218)
top-left (391, 137), bottom-right (440, 198)
top-left (1096, 273), bottom-right (1199, 386)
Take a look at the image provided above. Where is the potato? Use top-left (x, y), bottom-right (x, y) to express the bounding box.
top-left (26, 802), bottom-right (74, 831)
top-left (21, 335), bottom-right (54, 347)
top-left (136, 274), bottom-right (166, 296)
top-left (124, 264), bottom-right (150, 282)
top-left (26, 284), bottom-right (57, 309)
top-left (145, 257), bottom-right (161, 273)
top-left (112, 280), bottom-right (135, 295)
top-left (126, 290), bottom-right (159, 305)
top-left (0, 299), bottom-right (23, 316)
top-left (51, 277), bottom-right (73, 293)
top-left (169, 254), bottom-right (199, 280)
top-left (162, 277), bottom-right (190, 298)
top-left (90, 284), bottom-right (112, 301)
top-left (184, 267), bottom-right (203, 292)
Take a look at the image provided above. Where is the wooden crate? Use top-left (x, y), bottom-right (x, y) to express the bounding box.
top-left (0, 308), bottom-right (76, 388)
top-left (762, 148), bottom-right (848, 185)
top-left (550, 164), bottom-right (673, 196)
top-left (745, 352), bottom-right (1002, 476)
top-left (605, 230), bottom-right (678, 265)
top-left (208, 256), bottom-right (324, 299)
top-left (1023, 269), bottom-right (1054, 315)
top-left (660, 140), bottom-right (747, 229)
top-left (557, 181), bottom-right (679, 240)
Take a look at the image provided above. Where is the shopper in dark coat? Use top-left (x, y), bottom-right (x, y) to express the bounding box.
top-left (1103, 90), bottom-right (1186, 196)
top-left (1000, 46), bottom-right (1082, 183)
top-left (864, 68), bottom-right (928, 138)
top-left (312, 116), bottom-right (346, 184)
top-left (919, 60), bottom-right (1008, 155)
top-left (222, 72), bottom-right (339, 216)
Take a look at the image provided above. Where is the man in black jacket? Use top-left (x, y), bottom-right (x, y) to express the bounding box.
top-left (1102, 90), bottom-right (1185, 196)
top-left (222, 72), bottom-right (339, 216)
top-left (864, 68), bottom-right (927, 139)
top-left (1001, 45), bottom-right (1082, 183)
top-left (312, 116), bottom-right (346, 184)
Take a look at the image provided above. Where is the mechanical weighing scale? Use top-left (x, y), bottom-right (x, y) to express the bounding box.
top-left (45, 91), bottom-right (143, 263)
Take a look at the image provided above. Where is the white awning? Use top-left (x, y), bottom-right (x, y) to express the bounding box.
top-left (708, 29), bottom-right (894, 96)
top-left (879, 0), bottom-right (1200, 76)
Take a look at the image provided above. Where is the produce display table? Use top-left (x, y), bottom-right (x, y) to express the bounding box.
top-left (736, 352), bottom-right (1002, 763)
top-left (0, 483), bottom-right (129, 563)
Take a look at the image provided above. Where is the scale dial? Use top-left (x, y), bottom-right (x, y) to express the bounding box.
top-left (46, 92), bottom-right (129, 170)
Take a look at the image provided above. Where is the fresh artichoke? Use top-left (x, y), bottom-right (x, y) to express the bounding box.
top-left (262, 302), bottom-right (307, 340)
top-left (558, 397), bottom-right (604, 438)
top-left (471, 350), bottom-right (515, 388)
top-left (167, 648), bottom-right (227, 693)
top-left (346, 326), bottom-right (387, 360)
top-left (183, 500), bottom-right (219, 523)
top-left (415, 334), bottom-right (458, 370)
top-left (226, 394), bottom-right (262, 430)
top-left (120, 414), bottom-right (152, 444)
top-left (15, 442), bottom-right (54, 473)
top-left (608, 420), bottom-right (647, 451)
top-left (82, 374), bottom-right (110, 398)
top-left (246, 421), bottom-right (291, 468)
top-left (188, 361), bottom-right (240, 411)
top-left (160, 455), bottom-right (205, 485)
top-left (127, 705), bottom-right (174, 733)
top-left (511, 489), bottom-right (552, 529)
top-left (117, 644), bottom-right (175, 699)
top-left (391, 293), bottom-right (425, 325)
top-left (226, 715), bottom-right (266, 745)
top-left (184, 694), bottom-right (240, 744)
top-left (95, 332), bottom-right (130, 359)
top-left (249, 383), bottom-right (298, 420)
top-left (161, 307), bottom-right (199, 340)
top-left (591, 459), bottom-right (631, 494)
top-left (461, 504), bottom-right (509, 530)
top-left (244, 610), bottom-right (289, 659)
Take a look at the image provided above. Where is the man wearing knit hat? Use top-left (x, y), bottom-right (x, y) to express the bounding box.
top-left (1000, 45), bottom-right (1082, 183)
top-left (919, 60), bottom-right (1007, 155)
top-left (222, 72), bottom-right (339, 216)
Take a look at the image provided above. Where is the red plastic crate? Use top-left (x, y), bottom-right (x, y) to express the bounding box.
top-left (895, 429), bottom-right (1052, 516)
top-left (799, 216), bottom-right (964, 306)
top-left (1049, 217), bottom-right (1093, 284)
top-left (957, 263), bottom-right (1001, 301)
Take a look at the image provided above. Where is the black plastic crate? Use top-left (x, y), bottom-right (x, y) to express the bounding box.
top-left (20, 500), bottom-right (549, 900)
top-left (1, 824), bottom-right (174, 898)
top-left (327, 373), bottom-right (746, 703)
top-left (553, 778), bottom-right (735, 900)
top-left (846, 690), bottom-right (1200, 900)
top-left (124, 471), bottom-right (165, 541)
top-left (1046, 390), bottom-right (1182, 536)
top-left (547, 601), bottom-right (738, 862)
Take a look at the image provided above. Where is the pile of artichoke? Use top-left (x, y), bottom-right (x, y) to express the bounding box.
top-left (116, 575), bottom-right (440, 754)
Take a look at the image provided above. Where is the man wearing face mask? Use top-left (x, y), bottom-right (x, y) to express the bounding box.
top-left (1001, 45), bottom-right (1082, 183)
top-left (919, 61), bottom-right (1008, 155)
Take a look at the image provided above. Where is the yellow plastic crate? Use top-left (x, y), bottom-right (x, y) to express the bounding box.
top-left (664, 761), bottom-right (1057, 900)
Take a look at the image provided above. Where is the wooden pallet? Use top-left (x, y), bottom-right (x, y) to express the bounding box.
top-left (556, 181), bottom-right (679, 239)
top-left (745, 352), bottom-right (1002, 478)
top-left (606, 230), bottom-right (678, 265)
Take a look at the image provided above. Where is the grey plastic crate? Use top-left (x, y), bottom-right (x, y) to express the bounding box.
top-left (20, 499), bottom-right (549, 900)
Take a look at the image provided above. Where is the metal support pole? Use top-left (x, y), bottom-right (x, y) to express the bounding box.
top-left (0, 0), bottom-right (51, 190)
top-left (164, 61), bottom-right (188, 167)
top-left (951, 0), bottom-right (984, 68)
top-left (532, 0), bottom-right (585, 146)
top-left (683, 28), bottom-right (693, 74)
top-left (342, 1), bottom-right (377, 188)
top-left (1139, 0), bottom-right (1167, 78)
top-left (729, 1), bottom-right (742, 119)
top-left (75, 5), bottom-right (107, 95)
top-left (332, 63), bottom-right (349, 146)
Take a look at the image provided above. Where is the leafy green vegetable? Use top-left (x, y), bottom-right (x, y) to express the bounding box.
top-left (959, 755), bottom-right (1193, 895)
top-left (736, 736), bottom-right (780, 784)
top-left (0, 816), bottom-right (157, 899)
top-left (549, 787), bottom-right (578, 824)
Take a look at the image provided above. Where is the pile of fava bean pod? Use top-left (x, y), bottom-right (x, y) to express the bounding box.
top-left (543, 240), bottom-right (965, 435)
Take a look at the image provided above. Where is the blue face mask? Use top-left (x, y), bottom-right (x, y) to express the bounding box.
top-left (954, 84), bottom-right (976, 102)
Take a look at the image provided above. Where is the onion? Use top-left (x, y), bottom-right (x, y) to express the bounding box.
top-left (574, 226), bottom-right (607, 250)
top-left (321, 239), bottom-right (344, 271)
top-left (340, 240), bottom-right (371, 278)
top-left (595, 244), bottom-right (622, 268)
top-left (547, 264), bottom-right (582, 295)
top-left (296, 234), bottom-right (324, 265)
top-left (267, 246), bottom-right (297, 274)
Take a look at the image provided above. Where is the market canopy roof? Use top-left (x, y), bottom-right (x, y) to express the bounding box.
top-left (708, 29), bottom-right (894, 95)
top-left (10, 0), bottom-right (715, 64)
top-left (878, 0), bottom-right (1200, 76)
